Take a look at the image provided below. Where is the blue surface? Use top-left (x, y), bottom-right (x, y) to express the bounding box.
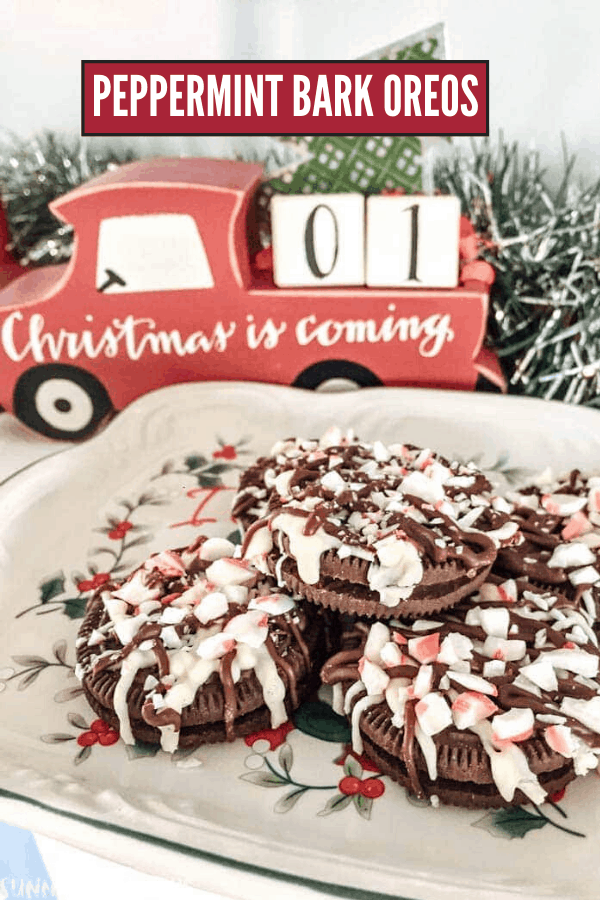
top-left (0, 823), bottom-right (55, 897)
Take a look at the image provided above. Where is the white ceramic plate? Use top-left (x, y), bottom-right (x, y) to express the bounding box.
top-left (1, 382), bottom-right (600, 900)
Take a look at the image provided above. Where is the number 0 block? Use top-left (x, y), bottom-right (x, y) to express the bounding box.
top-left (271, 194), bottom-right (365, 287)
top-left (366, 195), bottom-right (460, 288)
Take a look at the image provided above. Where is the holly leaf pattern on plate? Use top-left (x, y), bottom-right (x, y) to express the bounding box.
top-left (40, 733), bottom-right (77, 744)
top-left (39, 573), bottom-right (66, 604)
top-left (240, 771), bottom-right (288, 788)
top-left (184, 454), bottom-right (207, 470)
top-left (125, 741), bottom-right (161, 760)
top-left (17, 670), bottom-right (42, 690)
top-left (317, 793), bottom-right (353, 817)
top-left (294, 701), bottom-right (351, 743)
top-left (53, 639), bottom-right (68, 664)
top-left (54, 686), bottom-right (84, 703)
top-left (67, 712), bottom-right (88, 730)
top-left (274, 787), bottom-right (308, 813)
top-left (473, 807), bottom-right (548, 840)
top-left (278, 742), bottom-right (293, 775)
top-left (353, 793), bottom-right (374, 820)
top-left (74, 745), bottom-right (92, 766)
top-left (11, 655), bottom-right (48, 667)
top-left (62, 598), bottom-right (88, 620)
top-left (343, 756), bottom-right (363, 778)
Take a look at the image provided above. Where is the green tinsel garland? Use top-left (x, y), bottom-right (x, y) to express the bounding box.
top-left (0, 132), bottom-right (137, 266)
top-left (1, 132), bottom-right (600, 406)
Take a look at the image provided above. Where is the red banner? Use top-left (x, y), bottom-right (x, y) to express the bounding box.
top-left (82, 60), bottom-right (488, 136)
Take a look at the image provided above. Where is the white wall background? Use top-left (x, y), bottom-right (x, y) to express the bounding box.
top-left (1, 0), bottom-right (598, 182)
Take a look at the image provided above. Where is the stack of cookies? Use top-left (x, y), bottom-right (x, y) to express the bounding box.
top-left (234, 431), bottom-right (600, 809)
top-left (75, 430), bottom-right (600, 812)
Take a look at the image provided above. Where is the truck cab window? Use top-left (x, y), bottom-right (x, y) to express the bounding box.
top-left (95, 213), bottom-right (214, 293)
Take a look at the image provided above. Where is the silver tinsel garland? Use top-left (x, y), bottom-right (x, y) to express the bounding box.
top-left (434, 140), bottom-right (600, 405)
top-left (1, 133), bottom-right (600, 405)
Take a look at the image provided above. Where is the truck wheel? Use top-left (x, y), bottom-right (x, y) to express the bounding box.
top-left (13, 364), bottom-right (113, 440)
top-left (292, 360), bottom-right (383, 392)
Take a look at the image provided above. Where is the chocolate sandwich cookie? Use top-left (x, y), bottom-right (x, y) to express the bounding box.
top-left (321, 577), bottom-right (600, 808)
top-left (241, 438), bottom-right (518, 619)
top-left (75, 536), bottom-right (327, 752)
top-left (496, 470), bottom-right (600, 625)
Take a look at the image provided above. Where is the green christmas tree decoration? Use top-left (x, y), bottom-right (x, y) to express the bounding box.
top-left (262, 134), bottom-right (423, 196)
top-left (257, 23), bottom-right (446, 216)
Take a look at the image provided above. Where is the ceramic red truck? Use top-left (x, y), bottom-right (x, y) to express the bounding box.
top-left (0, 157), bottom-right (501, 439)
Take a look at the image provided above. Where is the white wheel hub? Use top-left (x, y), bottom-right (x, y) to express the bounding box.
top-left (315, 378), bottom-right (361, 393)
top-left (34, 378), bottom-right (94, 432)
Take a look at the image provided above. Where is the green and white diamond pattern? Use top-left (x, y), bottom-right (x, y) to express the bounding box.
top-left (255, 25), bottom-right (446, 242)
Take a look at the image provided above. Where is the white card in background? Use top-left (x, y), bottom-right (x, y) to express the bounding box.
top-left (271, 194), bottom-right (365, 287)
top-left (366, 195), bottom-right (460, 288)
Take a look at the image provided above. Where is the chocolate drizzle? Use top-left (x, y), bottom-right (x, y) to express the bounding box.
top-left (402, 699), bottom-right (422, 799)
top-left (220, 648), bottom-right (238, 742)
top-left (141, 700), bottom-right (182, 733)
top-left (265, 634), bottom-right (298, 707)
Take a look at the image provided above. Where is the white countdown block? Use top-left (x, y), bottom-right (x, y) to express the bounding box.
top-left (271, 193), bottom-right (365, 287)
top-left (366, 195), bottom-right (460, 288)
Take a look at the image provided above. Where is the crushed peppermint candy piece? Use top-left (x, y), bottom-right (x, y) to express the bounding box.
top-left (479, 606), bottom-right (510, 640)
top-left (224, 610), bottom-right (269, 648)
top-left (437, 632), bottom-right (473, 665)
top-left (482, 636), bottom-right (527, 662)
top-left (568, 566), bottom-right (600, 586)
top-left (415, 692), bottom-right (452, 736)
top-left (144, 550), bottom-right (186, 577)
top-left (411, 664), bottom-right (434, 699)
top-left (199, 538), bottom-right (236, 561)
top-left (447, 670), bottom-right (498, 696)
top-left (545, 724), bottom-right (577, 758)
top-left (547, 542), bottom-right (596, 569)
top-left (452, 691), bottom-right (499, 730)
top-left (359, 657), bottom-right (391, 695)
top-left (492, 707), bottom-right (535, 744)
top-left (364, 622), bottom-right (392, 663)
top-left (248, 593), bottom-right (296, 616)
top-left (112, 572), bottom-right (160, 607)
top-left (541, 493), bottom-right (587, 516)
top-left (479, 579), bottom-right (517, 605)
top-left (205, 557), bottom-right (255, 586)
top-left (560, 696), bottom-right (600, 734)
top-left (114, 614), bottom-right (148, 646)
top-left (408, 632), bottom-right (440, 664)
top-left (194, 591), bottom-right (229, 624)
top-left (519, 659), bottom-right (558, 692)
top-left (539, 648), bottom-right (599, 678)
top-left (379, 641), bottom-right (404, 668)
top-left (197, 632), bottom-right (236, 660)
top-left (483, 659), bottom-right (506, 678)
top-left (562, 511), bottom-right (592, 541)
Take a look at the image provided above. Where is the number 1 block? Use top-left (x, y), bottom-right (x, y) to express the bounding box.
top-left (271, 194), bottom-right (365, 287)
top-left (366, 195), bottom-right (460, 288)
